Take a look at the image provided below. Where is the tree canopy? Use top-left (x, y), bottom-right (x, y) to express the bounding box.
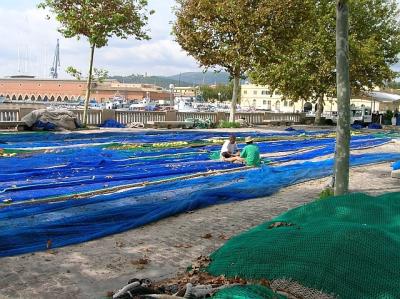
top-left (38, 0), bottom-right (154, 125)
top-left (250, 0), bottom-right (400, 123)
top-left (38, 0), bottom-right (153, 47)
top-left (200, 83), bottom-right (235, 102)
top-left (173, 0), bottom-right (311, 121)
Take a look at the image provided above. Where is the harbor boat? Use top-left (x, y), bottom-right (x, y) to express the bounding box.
top-left (129, 98), bottom-right (157, 111)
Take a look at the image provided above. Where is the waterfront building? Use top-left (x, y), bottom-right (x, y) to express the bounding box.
top-left (0, 77), bottom-right (170, 103)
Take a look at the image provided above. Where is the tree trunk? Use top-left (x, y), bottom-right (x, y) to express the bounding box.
top-left (334, 0), bottom-right (351, 196)
top-left (83, 45), bottom-right (95, 127)
top-left (314, 96), bottom-right (324, 125)
top-left (229, 73), bottom-right (240, 123)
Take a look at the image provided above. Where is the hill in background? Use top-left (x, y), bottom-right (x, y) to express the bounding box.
top-left (110, 72), bottom-right (230, 89)
top-left (167, 72), bottom-right (230, 85)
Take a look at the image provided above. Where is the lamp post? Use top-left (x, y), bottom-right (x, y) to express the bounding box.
top-left (218, 92), bottom-right (221, 102)
top-left (169, 84), bottom-right (175, 108)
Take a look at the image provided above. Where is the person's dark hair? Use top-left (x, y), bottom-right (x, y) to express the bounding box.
top-left (221, 152), bottom-right (231, 158)
top-left (246, 141), bottom-right (253, 144)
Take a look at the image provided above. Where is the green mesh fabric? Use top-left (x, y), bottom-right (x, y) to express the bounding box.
top-left (213, 285), bottom-right (286, 299)
top-left (210, 151), bottom-right (221, 160)
top-left (207, 192), bottom-right (400, 299)
top-left (373, 132), bottom-right (400, 138)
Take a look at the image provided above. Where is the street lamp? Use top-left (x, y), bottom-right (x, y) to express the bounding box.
top-left (218, 92), bottom-right (221, 102)
top-left (169, 84), bottom-right (175, 108)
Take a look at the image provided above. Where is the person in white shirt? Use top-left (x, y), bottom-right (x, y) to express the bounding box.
top-left (220, 135), bottom-right (239, 160)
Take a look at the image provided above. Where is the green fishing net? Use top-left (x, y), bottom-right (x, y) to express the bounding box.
top-left (208, 192), bottom-right (400, 299)
top-left (213, 285), bottom-right (286, 299)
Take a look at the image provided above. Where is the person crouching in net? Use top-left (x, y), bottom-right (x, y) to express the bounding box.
top-left (220, 134), bottom-right (240, 161)
top-left (229, 136), bottom-right (261, 167)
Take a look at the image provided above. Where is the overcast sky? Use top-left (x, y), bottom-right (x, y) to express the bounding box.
top-left (0, 0), bottom-right (201, 79)
top-left (1, 1), bottom-right (399, 80)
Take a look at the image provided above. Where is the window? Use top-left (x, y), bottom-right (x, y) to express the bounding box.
top-left (253, 90), bottom-right (257, 95)
top-left (243, 90), bottom-right (247, 95)
top-left (267, 100), bottom-right (272, 110)
top-left (263, 100), bottom-right (267, 105)
top-left (289, 101), bottom-right (294, 107)
top-left (261, 90), bottom-right (271, 95)
top-left (284, 100), bottom-right (288, 107)
top-left (275, 101), bottom-right (281, 111)
top-left (275, 90), bottom-right (281, 96)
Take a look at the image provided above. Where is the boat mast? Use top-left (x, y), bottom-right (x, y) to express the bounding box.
top-left (17, 47), bottom-right (21, 73)
top-left (50, 39), bottom-right (60, 79)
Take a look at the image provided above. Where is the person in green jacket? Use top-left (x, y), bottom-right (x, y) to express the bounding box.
top-left (232, 136), bottom-right (261, 166)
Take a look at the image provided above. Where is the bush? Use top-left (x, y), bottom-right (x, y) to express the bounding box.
top-left (385, 110), bottom-right (394, 124)
top-left (218, 120), bottom-right (241, 128)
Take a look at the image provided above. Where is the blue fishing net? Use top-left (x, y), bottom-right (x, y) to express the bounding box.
top-left (1, 152), bottom-right (399, 257)
top-left (34, 120), bottom-right (57, 131)
top-left (99, 119), bottom-right (126, 128)
top-left (0, 130), bottom-right (331, 149)
top-left (0, 131), bottom-right (397, 257)
top-left (368, 123), bottom-right (383, 129)
top-left (0, 135), bottom-right (389, 203)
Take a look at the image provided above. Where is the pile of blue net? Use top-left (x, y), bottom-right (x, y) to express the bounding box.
top-left (351, 123), bottom-right (363, 130)
top-left (33, 120), bottom-right (57, 131)
top-left (99, 119), bottom-right (126, 128)
top-left (0, 130), bottom-right (398, 257)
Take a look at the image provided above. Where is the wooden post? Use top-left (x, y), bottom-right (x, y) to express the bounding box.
top-left (229, 71), bottom-right (240, 123)
top-left (83, 45), bottom-right (95, 127)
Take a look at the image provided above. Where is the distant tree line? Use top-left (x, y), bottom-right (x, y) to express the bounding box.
top-left (109, 74), bottom-right (193, 89)
top-left (387, 81), bottom-right (400, 90)
top-left (199, 82), bottom-right (236, 102)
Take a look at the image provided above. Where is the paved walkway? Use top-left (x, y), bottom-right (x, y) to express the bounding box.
top-left (1, 160), bottom-right (399, 299)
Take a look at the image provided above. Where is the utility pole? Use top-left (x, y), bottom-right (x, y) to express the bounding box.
top-left (334, 0), bottom-right (351, 195)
